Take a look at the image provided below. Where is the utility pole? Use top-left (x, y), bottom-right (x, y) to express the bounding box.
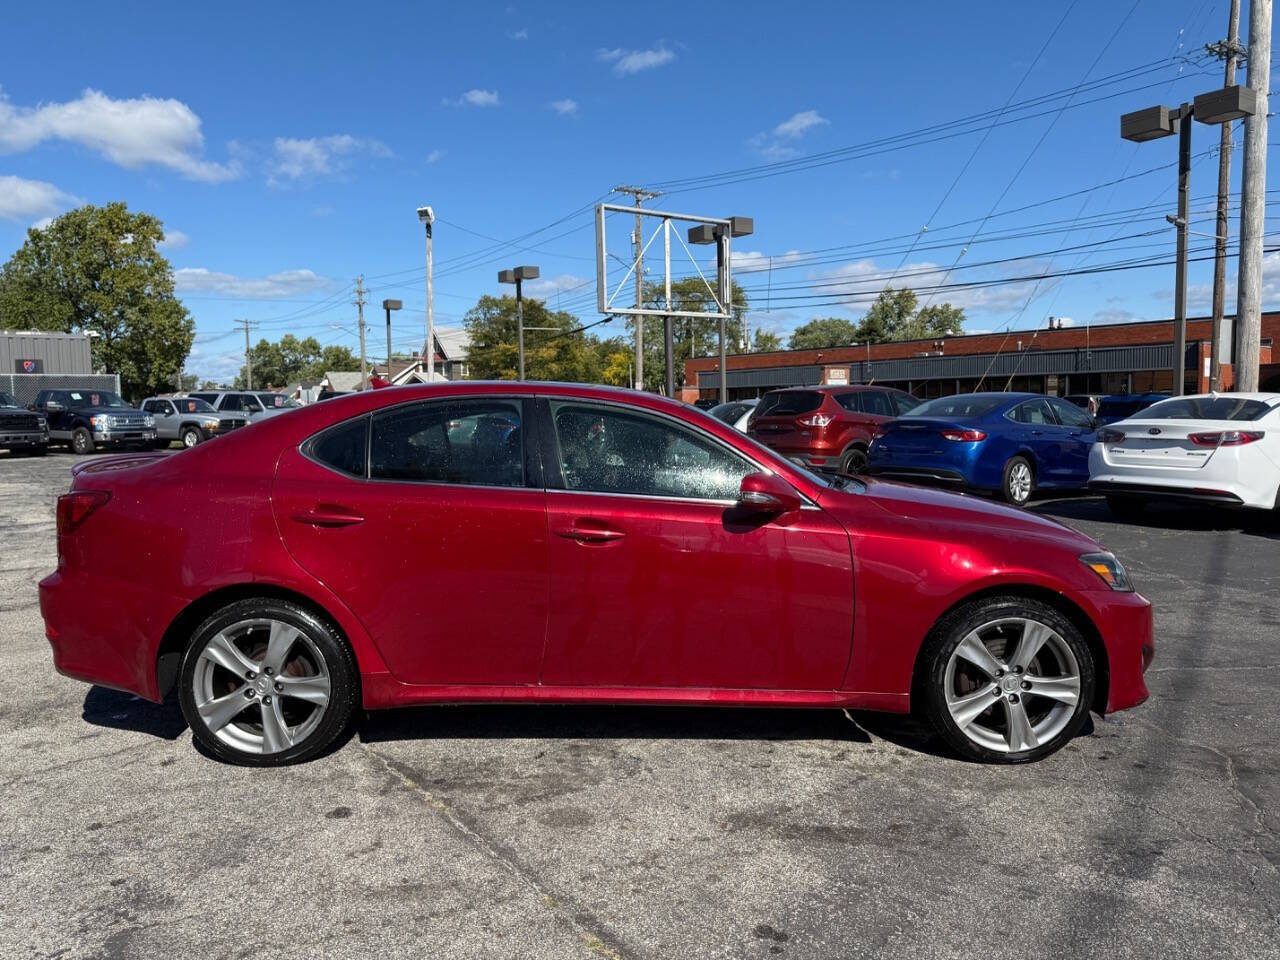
top-left (1208, 0), bottom-right (1244, 391)
top-left (417, 206), bottom-right (436, 379)
top-left (614, 185), bottom-right (661, 390)
top-left (1235, 0), bottom-right (1271, 391)
top-left (354, 275), bottom-right (369, 390)
top-left (1173, 104), bottom-right (1192, 396)
top-left (238, 318), bottom-right (255, 390)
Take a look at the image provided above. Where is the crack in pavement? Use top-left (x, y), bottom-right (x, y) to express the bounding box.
top-left (360, 743), bottom-right (633, 960)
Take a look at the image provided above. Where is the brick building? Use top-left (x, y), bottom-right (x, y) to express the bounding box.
top-left (682, 312), bottom-right (1280, 402)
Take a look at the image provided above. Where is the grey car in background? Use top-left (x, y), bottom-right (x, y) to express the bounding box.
top-left (187, 391), bottom-right (300, 423)
top-left (141, 397), bottom-right (249, 448)
top-left (706, 398), bottom-right (759, 432)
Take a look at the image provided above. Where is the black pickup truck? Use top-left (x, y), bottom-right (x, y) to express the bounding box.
top-left (31, 389), bottom-right (156, 454)
top-left (0, 391), bottom-right (49, 455)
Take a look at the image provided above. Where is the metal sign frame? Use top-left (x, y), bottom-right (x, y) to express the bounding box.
top-left (595, 203), bottom-right (733, 321)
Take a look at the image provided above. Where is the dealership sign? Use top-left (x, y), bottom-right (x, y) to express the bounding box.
top-left (15, 359), bottom-right (43, 374)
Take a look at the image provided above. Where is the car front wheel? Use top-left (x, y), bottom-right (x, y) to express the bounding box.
top-left (181, 426), bottom-right (204, 448)
top-left (919, 596), bottom-right (1095, 763)
top-left (178, 598), bottom-right (359, 766)
top-left (71, 427), bottom-right (94, 455)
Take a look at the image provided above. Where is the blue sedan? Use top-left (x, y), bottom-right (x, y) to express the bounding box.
top-left (865, 392), bottom-right (1098, 506)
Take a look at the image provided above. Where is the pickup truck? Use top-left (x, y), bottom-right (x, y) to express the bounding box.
top-left (0, 391), bottom-right (48, 455)
top-left (31, 389), bottom-right (156, 454)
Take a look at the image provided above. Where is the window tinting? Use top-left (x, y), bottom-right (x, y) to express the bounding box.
top-left (709, 402), bottom-right (749, 424)
top-left (1141, 396), bottom-right (1272, 421)
top-left (311, 417), bottom-right (368, 477)
top-left (909, 395), bottom-right (1007, 418)
top-left (1049, 398), bottom-right (1094, 428)
top-left (175, 398), bottom-right (216, 414)
top-left (892, 392), bottom-right (922, 416)
top-left (371, 399), bottom-right (523, 486)
top-left (859, 391), bottom-right (894, 417)
top-left (1097, 397), bottom-right (1156, 419)
top-left (219, 395), bottom-right (242, 411)
top-left (552, 402), bottom-right (753, 501)
top-left (755, 390), bottom-right (823, 417)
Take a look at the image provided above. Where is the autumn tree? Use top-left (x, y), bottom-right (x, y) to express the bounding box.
top-left (464, 295), bottom-right (603, 382)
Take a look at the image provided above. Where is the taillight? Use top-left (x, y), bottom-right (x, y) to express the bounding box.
top-left (56, 491), bottom-right (111, 535)
top-left (1098, 429), bottom-right (1126, 443)
top-left (1188, 430), bottom-right (1263, 446)
top-left (940, 429), bottom-right (987, 442)
top-left (798, 414), bottom-right (833, 427)
top-left (872, 425), bottom-right (889, 439)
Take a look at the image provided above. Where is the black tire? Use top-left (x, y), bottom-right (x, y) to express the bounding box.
top-left (1000, 455), bottom-right (1034, 506)
top-left (31, 445), bottom-right (47, 457)
top-left (154, 438), bottom-right (170, 450)
top-left (1105, 494), bottom-right (1146, 521)
top-left (918, 595), bottom-right (1096, 764)
top-left (180, 426), bottom-right (204, 448)
top-left (71, 427), bottom-right (94, 455)
top-left (838, 445), bottom-right (868, 476)
top-left (178, 598), bottom-right (359, 766)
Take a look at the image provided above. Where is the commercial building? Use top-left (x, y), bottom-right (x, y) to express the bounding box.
top-left (0, 330), bottom-right (119, 404)
top-left (683, 311), bottom-right (1280, 402)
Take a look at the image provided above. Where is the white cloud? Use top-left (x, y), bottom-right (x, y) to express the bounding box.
top-left (31, 216), bottom-right (54, 230)
top-left (444, 89), bottom-right (501, 108)
top-left (550, 98), bottom-right (579, 116)
top-left (158, 229), bottom-right (188, 250)
top-left (507, 28), bottom-right (528, 40)
top-left (0, 88), bottom-right (238, 182)
top-left (426, 149), bottom-right (444, 164)
top-left (773, 110), bottom-right (828, 139)
top-left (174, 267), bottom-right (332, 299)
top-left (749, 109), bottom-right (829, 160)
top-left (267, 134), bottom-right (391, 185)
top-left (0, 174), bottom-right (78, 222)
top-left (524, 273), bottom-right (588, 300)
top-left (597, 46), bottom-right (676, 76)
top-left (817, 257), bottom-right (1052, 316)
top-left (731, 249), bottom-right (806, 274)
top-left (1093, 308), bottom-right (1136, 325)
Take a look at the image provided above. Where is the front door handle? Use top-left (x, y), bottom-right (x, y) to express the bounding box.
top-left (292, 504), bottom-right (365, 527)
top-left (554, 523), bottom-right (626, 543)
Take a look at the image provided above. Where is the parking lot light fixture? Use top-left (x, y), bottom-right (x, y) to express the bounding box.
top-left (688, 217), bottom-right (753, 402)
top-left (381, 299), bottom-right (402, 372)
top-left (498, 266), bottom-right (540, 380)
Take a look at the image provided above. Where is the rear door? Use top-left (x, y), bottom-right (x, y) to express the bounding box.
top-left (272, 396), bottom-right (549, 685)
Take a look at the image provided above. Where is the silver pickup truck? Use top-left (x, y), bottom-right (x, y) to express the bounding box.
top-left (141, 396), bottom-right (249, 448)
top-left (0, 391), bottom-right (48, 456)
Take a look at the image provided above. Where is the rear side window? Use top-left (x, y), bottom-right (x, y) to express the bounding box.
top-left (219, 395), bottom-right (242, 411)
top-left (1009, 399), bottom-right (1056, 425)
top-left (755, 391), bottom-right (823, 417)
top-left (1141, 396), bottom-right (1272, 421)
top-left (370, 399), bottom-right (524, 487)
top-left (310, 417), bottom-right (368, 477)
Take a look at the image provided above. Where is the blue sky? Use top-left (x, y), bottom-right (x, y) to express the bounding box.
top-left (1, 0), bottom-right (1273, 381)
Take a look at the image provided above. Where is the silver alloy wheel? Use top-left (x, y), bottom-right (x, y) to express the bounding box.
top-left (182, 428), bottom-right (200, 448)
top-left (191, 618), bottom-right (331, 755)
top-left (943, 617), bottom-right (1081, 754)
top-left (1008, 461), bottom-right (1032, 503)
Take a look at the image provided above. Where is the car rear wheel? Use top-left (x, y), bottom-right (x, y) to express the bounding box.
top-left (919, 597), bottom-right (1095, 763)
top-left (1105, 495), bottom-right (1146, 521)
top-left (178, 598), bottom-right (359, 766)
top-left (838, 445), bottom-right (868, 476)
top-left (181, 426), bottom-right (204, 448)
top-left (1001, 456), bottom-right (1034, 506)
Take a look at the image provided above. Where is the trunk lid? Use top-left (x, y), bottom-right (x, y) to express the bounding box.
top-left (875, 418), bottom-right (981, 454)
top-left (1099, 419), bottom-right (1226, 470)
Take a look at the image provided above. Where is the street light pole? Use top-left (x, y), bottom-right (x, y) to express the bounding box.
top-left (499, 266), bottom-right (540, 380)
top-left (382, 299), bottom-right (402, 374)
top-left (1173, 103), bottom-right (1191, 396)
top-left (417, 206), bottom-right (435, 379)
top-left (689, 216), bottom-right (753, 405)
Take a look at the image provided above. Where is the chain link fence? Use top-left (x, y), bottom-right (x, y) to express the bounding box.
top-left (0, 373), bottom-right (122, 407)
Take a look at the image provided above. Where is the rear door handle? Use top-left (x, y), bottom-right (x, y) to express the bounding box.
top-left (554, 523), bottom-right (626, 543)
top-left (292, 505), bottom-right (365, 527)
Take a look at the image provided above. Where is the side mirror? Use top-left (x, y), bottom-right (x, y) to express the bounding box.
top-left (738, 472), bottom-right (803, 514)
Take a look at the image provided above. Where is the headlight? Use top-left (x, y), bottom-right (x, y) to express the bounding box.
top-left (204, 419), bottom-right (219, 429)
top-left (144, 415), bottom-right (156, 427)
top-left (90, 414), bottom-right (109, 429)
top-left (1080, 552), bottom-right (1133, 592)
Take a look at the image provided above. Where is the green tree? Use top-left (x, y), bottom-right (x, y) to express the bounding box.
top-left (857, 287), bottom-right (966, 343)
top-left (907, 302), bottom-right (966, 340)
top-left (0, 203), bottom-right (194, 399)
top-left (464, 295), bottom-right (602, 382)
top-left (633, 277), bottom-right (749, 393)
top-left (788, 316), bottom-right (859, 350)
top-left (751, 328), bottom-right (783, 352)
top-left (233, 335), bottom-right (360, 388)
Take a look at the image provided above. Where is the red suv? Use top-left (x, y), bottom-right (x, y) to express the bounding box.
top-left (747, 385), bottom-right (920, 473)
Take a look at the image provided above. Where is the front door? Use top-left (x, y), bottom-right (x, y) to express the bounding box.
top-left (1047, 397), bottom-right (1098, 484)
top-left (538, 398), bottom-right (854, 691)
top-left (272, 397), bottom-right (548, 685)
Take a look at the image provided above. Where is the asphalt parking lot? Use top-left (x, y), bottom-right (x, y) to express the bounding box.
top-left (1, 451), bottom-right (1277, 960)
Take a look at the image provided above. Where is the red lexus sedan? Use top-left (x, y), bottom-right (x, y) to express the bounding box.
top-left (39, 382), bottom-right (1152, 766)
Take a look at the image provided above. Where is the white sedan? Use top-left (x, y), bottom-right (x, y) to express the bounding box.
top-left (1088, 392), bottom-right (1280, 517)
top-left (705, 398), bottom-right (758, 432)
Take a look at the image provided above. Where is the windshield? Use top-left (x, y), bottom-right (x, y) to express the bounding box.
top-left (755, 390), bottom-right (823, 417)
top-left (0, 392), bottom-right (19, 408)
top-left (1098, 397), bottom-right (1155, 419)
top-left (68, 391), bottom-right (131, 409)
top-left (908, 395), bottom-right (1007, 418)
top-left (257, 393), bottom-right (300, 409)
top-left (1140, 396), bottom-right (1272, 421)
top-left (173, 398), bottom-right (217, 414)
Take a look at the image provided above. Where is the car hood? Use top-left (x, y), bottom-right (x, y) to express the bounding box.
top-left (822, 477), bottom-right (1101, 552)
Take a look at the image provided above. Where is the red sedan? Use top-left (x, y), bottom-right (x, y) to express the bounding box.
top-left (39, 382), bottom-right (1152, 766)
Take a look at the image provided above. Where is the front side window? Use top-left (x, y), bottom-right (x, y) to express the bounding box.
top-left (552, 402), bottom-right (753, 501)
top-left (859, 391), bottom-right (894, 417)
top-left (1049, 398), bottom-right (1094, 428)
top-left (371, 399), bottom-right (523, 487)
